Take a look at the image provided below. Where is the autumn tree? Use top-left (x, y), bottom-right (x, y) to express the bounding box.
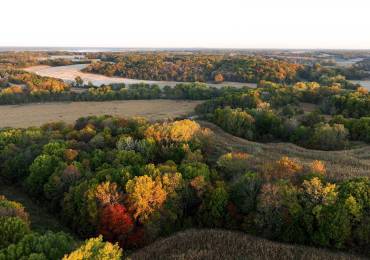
top-left (125, 175), bottom-right (167, 222)
top-left (214, 73), bottom-right (224, 83)
top-left (63, 236), bottom-right (122, 260)
top-left (74, 76), bottom-right (84, 87)
top-left (98, 204), bottom-right (133, 247)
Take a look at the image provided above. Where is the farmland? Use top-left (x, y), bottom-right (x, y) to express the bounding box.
top-left (1, 50), bottom-right (370, 259)
top-left (24, 64), bottom-right (257, 88)
top-left (0, 100), bottom-right (201, 128)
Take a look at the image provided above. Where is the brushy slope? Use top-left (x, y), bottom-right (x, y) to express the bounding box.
top-left (129, 229), bottom-right (363, 260)
top-left (199, 121), bottom-right (370, 181)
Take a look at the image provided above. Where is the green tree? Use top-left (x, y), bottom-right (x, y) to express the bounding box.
top-left (25, 154), bottom-right (61, 196)
top-left (0, 232), bottom-right (74, 260)
top-left (0, 217), bottom-right (30, 249)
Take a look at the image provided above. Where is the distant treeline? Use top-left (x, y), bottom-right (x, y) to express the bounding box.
top-left (82, 53), bottom-right (364, 88)
top-left (83, 54), bottom-right (303, 83)
top-left (0, 70), bottom-right (246, 104)
top-left (196, 81), bottom-right (370, 150)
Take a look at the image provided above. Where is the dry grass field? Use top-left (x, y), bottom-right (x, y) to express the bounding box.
top-left (129, 229), bottom-right (363, 260)
top-left (0, 100), bottom-right (202, 128)
top-left (199, 121), bottom-right (370, 181)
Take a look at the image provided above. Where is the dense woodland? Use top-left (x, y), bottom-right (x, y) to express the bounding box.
top-left (1, 51), bottom-right (370, 258)
top-left (0, 115), bottom-right (369, 258)
top-left (83, 54), bottom-right (303, 83)
top-left (0, 195), bottom-right (122, 259)
top-left (196, 80), bottom-right (370, 150)
top-left (2, 69), bottom-right (369, 151)
top-left (83, 53), bottom-right (367, 87)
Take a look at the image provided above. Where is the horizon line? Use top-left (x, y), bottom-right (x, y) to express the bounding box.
top-left (0, 46), bottom-right (370, 52)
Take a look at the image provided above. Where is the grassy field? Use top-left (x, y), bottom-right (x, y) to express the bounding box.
top-left (199, 121), bottom-right (370, 181)
top-left (130, 229), bottom-right (363, 260)
top-left (0, 100), bottom-right (202, 128)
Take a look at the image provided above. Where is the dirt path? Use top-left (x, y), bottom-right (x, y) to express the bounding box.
top-left (0, 100), bottom-right (202, 128)
top-left (199, 121), bottom-right (370, 181)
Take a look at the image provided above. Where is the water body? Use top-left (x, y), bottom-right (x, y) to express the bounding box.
top-left (24, 64), bottom-right (256, 89)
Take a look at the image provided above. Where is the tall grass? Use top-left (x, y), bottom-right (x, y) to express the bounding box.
top-left (130, 229), bottom-right (363, 260)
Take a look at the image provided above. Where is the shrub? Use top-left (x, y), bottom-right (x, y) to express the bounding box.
top-left (230, 172), bottom-right (262, 214)
top-left (199, 182), bottom-right (229, 227)
top-left (179, 162), bottom-right (211, 181)
top-left (256, 182), bottom-right (304, 243)
top-left (0, 196), bottom-right (29, 224)
top-left (217, 152), bottom-right (250, 180)
top-left (300, 178), bottom-right (351, 248)
top-left (262, 156), bottom-right (303, 181)
top-left (0, 217), bottom-right (30, 249)
top-left (25, 154), bottom-right (61, 196)
top-left (0, 232), bottom-right (75, 260)
top-left (63, 236), bottom-right (122, 260)
top-left (310, 123), bottom-right (348, 150)
top-left (98, 204), bottom-right (134, 247)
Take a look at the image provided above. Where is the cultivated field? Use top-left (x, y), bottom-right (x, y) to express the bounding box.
top-left (130, 229), bottom-right (363, 260)
top-left (24, 64), bottom-right (257, 88)
top-left (200, 121), bottom-right (370, 181)
top-left (0, 100), bottom-right (202, 128)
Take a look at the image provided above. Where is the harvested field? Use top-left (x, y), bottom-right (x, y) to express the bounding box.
top-left (199, 121), bottom-right (370, 181)
top-left (130, 229), bottom-right (363, 260)
top-left (0, 100), bottom-right (202, 128)
top-left (24, 64), bottom-right (257, 88)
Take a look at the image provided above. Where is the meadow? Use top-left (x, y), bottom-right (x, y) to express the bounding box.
top-left (0, 100), bottom-right (201, 128)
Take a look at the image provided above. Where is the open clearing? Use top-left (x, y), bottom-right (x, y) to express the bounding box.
top-left (0, 100), bottom-right (202, 128)
top-left (199, 121), bottom-right (370, 181)
top-left (130, 229), bottom-right (363, 260)
top-left (24, 64), bottom-right (257, 88)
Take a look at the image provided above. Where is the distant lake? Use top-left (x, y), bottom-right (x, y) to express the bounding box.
top-left (24, 64), bottom-right (257, 89)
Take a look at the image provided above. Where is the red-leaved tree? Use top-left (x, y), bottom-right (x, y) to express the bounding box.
top-left (98, 204), bottom-right (134, 247)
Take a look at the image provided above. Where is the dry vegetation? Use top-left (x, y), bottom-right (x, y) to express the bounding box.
top-left (130, 229), bottom-right (363, 260)
top-left (0, 100), bottom-right (202, 128)
top-left (199, 121), bottom-right (370, 181)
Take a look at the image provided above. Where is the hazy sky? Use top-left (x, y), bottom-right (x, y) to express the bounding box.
top-left (1, 0), bottom-right (369, 49)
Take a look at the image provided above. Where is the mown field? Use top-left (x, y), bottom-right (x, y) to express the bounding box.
top-left (0, 100), bottom-right (202, 128)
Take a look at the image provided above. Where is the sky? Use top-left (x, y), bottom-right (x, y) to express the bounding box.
top-left (0, 0), bottom-right (369, 49)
